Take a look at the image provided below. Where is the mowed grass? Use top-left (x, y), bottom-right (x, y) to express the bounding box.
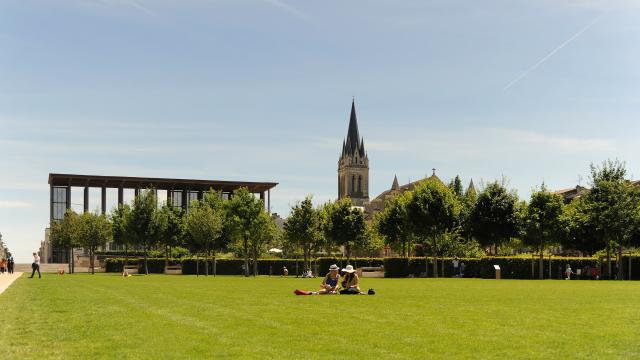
top-left (1, 274), bottom-right (640, 359)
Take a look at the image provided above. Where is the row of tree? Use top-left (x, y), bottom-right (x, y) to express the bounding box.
top-left (374, 159), bottom-right (640, 279)
top-left (51, 160), bottom-right (640, 280)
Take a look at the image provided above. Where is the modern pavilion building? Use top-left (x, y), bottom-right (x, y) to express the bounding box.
top-left (44, 173), bottom-right (277, 263)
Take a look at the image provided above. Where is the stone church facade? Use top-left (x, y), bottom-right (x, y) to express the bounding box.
top-left (337, 100), bottom-right (475, 218)
top-left (337, 100), bottom-right (369, 207)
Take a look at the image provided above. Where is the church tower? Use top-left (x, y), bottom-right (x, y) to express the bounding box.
top-left (338, 100), bottom-right (369, 206)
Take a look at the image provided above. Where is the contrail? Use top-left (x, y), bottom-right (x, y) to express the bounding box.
top-left (125, 0), bottom-right (156, 17)
top-left (263, 0), bottom-right (312, 24)
top-left (99, 0), bottom-right (156, 17)
top-left (503, 11), bottom-right (608, 91)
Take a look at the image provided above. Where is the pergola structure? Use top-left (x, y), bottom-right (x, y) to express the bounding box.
top-left (48, 173), bottom-right (277, 221)
top-left (46, 173), bottom-right (278, 263)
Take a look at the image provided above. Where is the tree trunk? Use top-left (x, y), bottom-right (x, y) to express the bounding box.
top-left (617, 243), bottom-right (623, 281)
top-left (303, 243), bottom-right (309, 274)
top-left (71, 247), bottom-right (75, 274)
top-left (213, 253), bottom-right (217, 277)
top-left (606, 240), bottom-right (611, 280)
top-left (402, 241), bottom-right (406, 258)
top-left (68, 247), bottom-right (72, 274)
top-left (144, 244), bottom-right (149, 275)
top-left (243, 235), bottom-right (249, 277)
top-left (539, 246), bottom-right (544, 280)
top-left (91, 247), bottom-right (95, 275)
top-left (123, 244), bottom-right (128, 272)
top-left (205, 245), bottom-right (209, 277)
top-left (165, 245), bottom-right (169, 272)
top-left (196, 254), bottom-right (199, 277)
top-left (252, 245), bottom-right (258, 276)
top-left (433, 236), bottom-right (438, 278)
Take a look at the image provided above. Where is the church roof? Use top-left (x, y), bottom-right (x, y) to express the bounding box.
top-left (467, 178), bottom-right (476, 193)
top-left (391, 175), bottom-right (399, 190)
top-left (342, 100), bottom-right (366, 158)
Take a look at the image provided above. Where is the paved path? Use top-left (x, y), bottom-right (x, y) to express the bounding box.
top-left (0, 272), bottom-right (23, 295)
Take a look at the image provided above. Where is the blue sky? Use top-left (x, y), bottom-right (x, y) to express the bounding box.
top-left (1, 0), bottom-right (639, 261)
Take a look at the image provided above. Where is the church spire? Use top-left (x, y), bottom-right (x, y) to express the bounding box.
top-left (344, 99), bottom-right (365, 157)
top-left (392, 175), bottom-right (399, 190)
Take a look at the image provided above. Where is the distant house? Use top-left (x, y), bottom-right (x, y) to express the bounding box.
top-left (553, 185), bottom-right (590, 204)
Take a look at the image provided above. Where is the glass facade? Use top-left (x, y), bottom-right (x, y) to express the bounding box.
top-left (52, 186), bottom-right (68, 221)
top-left (188, 191), bottom-right (199, 206)
top-left (169, 190), bottom-right (183, 208)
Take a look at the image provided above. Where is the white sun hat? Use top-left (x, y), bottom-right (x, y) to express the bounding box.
top-left (329, 264), bottom-right (340, 271)
top-left (342, 265), bottom-right (356, 273)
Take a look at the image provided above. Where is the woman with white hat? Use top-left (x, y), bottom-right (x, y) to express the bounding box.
top-left (339, 265), bottom-right (363, 295)
top-left (294, 264), bottom-right (341, 295)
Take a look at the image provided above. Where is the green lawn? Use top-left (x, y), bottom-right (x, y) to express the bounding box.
top-left (1, 274), bottom-right (640, 359)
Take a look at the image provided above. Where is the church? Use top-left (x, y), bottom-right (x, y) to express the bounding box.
top-left (337, 100), bottom-right (475, 217)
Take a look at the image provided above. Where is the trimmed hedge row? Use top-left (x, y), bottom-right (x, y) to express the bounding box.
top-left (382, 257), bottom-right (605, 279)
top-left (104, 256), bottom-right (640, 279)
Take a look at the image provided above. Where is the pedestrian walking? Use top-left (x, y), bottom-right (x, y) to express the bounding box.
top-left (452, 257), bottom-right (460, 277)
top-left (30, 252), bottom-right (41, 279)
top-left (565, 264), bottom-right (573, 280)
top-left (8, 255), bottom-right (14, 274)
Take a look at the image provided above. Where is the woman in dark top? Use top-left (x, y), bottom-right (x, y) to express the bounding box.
top-left (294, 264), bottom-right (340, 295)
top-left (340, 265), bottom-right (363, 295)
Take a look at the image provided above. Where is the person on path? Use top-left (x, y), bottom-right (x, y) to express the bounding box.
top-left (30, 252), bottom-right (41, 279)
top-left (8, 256), bottom-right (14, 274)
top-left (0, 258), bottom-right (6, 274)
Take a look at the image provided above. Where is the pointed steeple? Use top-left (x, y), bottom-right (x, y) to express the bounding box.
top-left (344, 99), bottom-right (365, 157)
top-left (392, 175), bottom-right (399, 190)
top-left (466, 179), bottom-right (477, 198)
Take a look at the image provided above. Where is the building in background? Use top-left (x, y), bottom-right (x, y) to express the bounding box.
top-left (338, 100), bottom-right (369, 207)
top-left (43, 173), bottom-right (277, 263)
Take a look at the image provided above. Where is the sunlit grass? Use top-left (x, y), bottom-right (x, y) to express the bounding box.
top-left (1, 274), bottom-right (639, 359)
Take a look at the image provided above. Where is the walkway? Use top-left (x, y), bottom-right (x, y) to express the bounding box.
top-left (0, 272), bottom-right (23, 295)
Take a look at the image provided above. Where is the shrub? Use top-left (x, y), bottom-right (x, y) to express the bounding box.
top-left (102, 256), bottom-right (632, 279)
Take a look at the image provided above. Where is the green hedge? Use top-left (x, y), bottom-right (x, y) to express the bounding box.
top-left (383, 257), bottom-right (606, 279)
top-left (104, 256), bottom-right (640, 279)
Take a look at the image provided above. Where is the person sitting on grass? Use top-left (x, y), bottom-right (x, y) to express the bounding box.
top-left (294, 264), bottom-right (340, 295)
top-left (339, 265), bottom-right (364, 295)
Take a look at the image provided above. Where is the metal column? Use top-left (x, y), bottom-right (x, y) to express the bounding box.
top-left (49, 186), bottom-right (54, 223)
top-left (118, 187), bottom-right (124, 207)
top-left (101, 187), bottom-right (107, 214)
top-left (66, 186), bottom-right (71, 210)
top-left (83, 186), bottom-right (89, 213)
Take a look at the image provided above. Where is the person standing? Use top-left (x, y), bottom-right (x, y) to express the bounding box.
top-left (30, 252), bottom-right (41, 279)
top-left (565, 264), bottom-right (573, 280)
top-left (452, 257), bottom-right (460, 277)
top-left (8, 255), bottom-right (14, 274)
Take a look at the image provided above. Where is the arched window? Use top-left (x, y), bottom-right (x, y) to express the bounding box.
top-left (351, 175), bottom-right (355, 194)
top-left (358, 176), bottom-right (362, 193)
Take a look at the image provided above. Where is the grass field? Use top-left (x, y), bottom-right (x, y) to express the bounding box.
top-left (1, 274), bottom-right (640, 359)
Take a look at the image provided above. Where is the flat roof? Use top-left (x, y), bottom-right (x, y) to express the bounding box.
top-left (48, 173), bottom-right (278, 193)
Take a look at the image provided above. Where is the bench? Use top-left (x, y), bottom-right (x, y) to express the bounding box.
top-left (123, 265), bottom-right (139, 275)
top-left (165, 265), bottom-right (182, 275)
top-left (357, 266), bottom-right (385, 278)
